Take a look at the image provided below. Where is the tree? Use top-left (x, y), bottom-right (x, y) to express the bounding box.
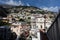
top-left (0, 20), bottom-right (11, 26)
top-left (19, 19), bottom-right (25, 22)
top-left (28, 17), bottom-right (31, 19)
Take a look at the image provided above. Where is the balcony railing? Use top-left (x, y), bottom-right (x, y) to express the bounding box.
top-left (47, 13), bottom-right (60, 40)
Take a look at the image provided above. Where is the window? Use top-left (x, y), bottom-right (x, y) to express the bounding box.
top-left (33, 25), bottom-right (36, 29)
top-left (40, 19), bottom-right (42, 21)
top-left (41, 25), bottom-right (42, 28)
top-left (14, 26), bottom-right (17, 28)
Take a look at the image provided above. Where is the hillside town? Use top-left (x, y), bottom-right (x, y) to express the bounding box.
top-left (0, 6), bottom-right (57, 40)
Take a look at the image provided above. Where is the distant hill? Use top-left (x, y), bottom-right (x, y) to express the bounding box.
top-left (0, 5), bottom-right (57, 17)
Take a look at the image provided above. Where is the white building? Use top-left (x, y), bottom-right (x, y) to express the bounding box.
top-left (30, 14), bottom-right (54, 40)
top-left (30, 14), bottom-right (53, 30)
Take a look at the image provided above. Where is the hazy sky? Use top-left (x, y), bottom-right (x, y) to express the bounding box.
top-left (0, 0), bottom-right (60, 12)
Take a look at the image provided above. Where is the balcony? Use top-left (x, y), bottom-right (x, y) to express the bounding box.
top-left (47, 12), bottom-right (60, 40)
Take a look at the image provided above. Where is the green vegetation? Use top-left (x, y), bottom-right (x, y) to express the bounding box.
top-left (19, 19), bottom-right (25, 22)
top-left (0, 20), bottom-right (11, 26)
top-left (28, 17), bottom-right (31, 19)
